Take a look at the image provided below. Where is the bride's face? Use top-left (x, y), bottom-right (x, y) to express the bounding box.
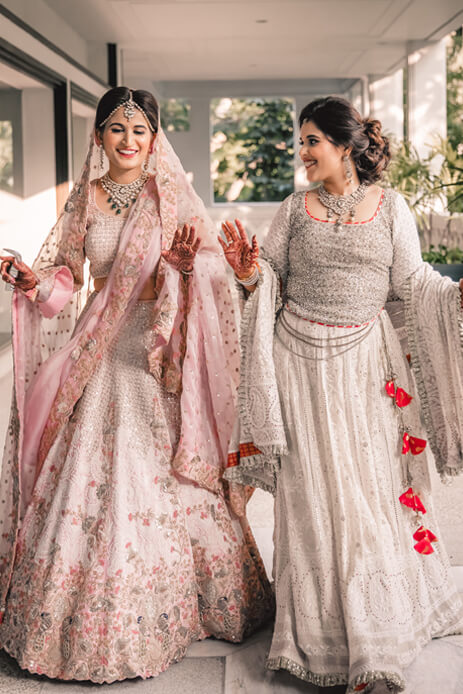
top-left (99, 107), bottom-right (155, 175)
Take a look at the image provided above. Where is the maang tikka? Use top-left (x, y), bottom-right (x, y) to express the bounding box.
top-left (98, 90), bottom-right (156, 132)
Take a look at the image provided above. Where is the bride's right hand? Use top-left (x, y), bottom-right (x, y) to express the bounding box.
top-left (0, 255), bottom-right (37, 290)
top-left (218, 219), bottom-right (259, 280)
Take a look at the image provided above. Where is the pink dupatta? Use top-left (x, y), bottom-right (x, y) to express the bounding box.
top-left (0, 129), bottom-right (242, 614)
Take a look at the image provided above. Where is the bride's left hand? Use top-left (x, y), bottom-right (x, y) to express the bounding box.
top-left (161, 224), bottom-right (200, 275)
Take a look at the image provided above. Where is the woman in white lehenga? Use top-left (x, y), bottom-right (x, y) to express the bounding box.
top-left (0, 87), bottom-right (273, 683)
top-left (221, 96), bottom-right (463, 693)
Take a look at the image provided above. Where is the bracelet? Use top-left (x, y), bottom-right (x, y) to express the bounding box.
top-left (236, 265), bottom-right (259, 287)
top-left (180, 268), bottom-right (193, 276)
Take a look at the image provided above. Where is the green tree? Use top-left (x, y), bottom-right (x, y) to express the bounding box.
top-left (447, 27), bottom-right (463, 153)
top-left (211, 97), bottom-right (294, 203)
top-left (161, 99), bottom-right (190, 132)
top-left (0, 120), bottom-right (13, 191)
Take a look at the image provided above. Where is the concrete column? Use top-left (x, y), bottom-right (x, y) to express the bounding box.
top-left (348, 79), bottom-right (365, 117)
top-left (407, 39), bottom-right (447, 158)
top-left (369, 69), bottom-right (404, 141)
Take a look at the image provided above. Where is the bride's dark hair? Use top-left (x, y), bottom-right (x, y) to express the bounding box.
top-left (298, 96), bottom-right (390, 183)
top-left (95, 87), bottom-right (159, 134)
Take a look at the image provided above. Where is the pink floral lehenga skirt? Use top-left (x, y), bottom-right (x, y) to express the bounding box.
top-left (0, 299), bottom-right (273, 683)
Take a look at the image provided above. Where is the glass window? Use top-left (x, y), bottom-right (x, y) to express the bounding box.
top-left (161, 98), bottom-right (191, 132)
top-left (211, 97), bottom-right (295, 203)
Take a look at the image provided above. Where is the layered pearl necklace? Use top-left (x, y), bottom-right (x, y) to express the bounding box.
top-left (100, 171), bottom-right (149, 215)
top-left (318, 182), bottom-right (369, 229)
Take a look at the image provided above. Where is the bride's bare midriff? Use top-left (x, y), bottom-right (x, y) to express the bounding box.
top-left (93, 276), bottom-right (157, 299)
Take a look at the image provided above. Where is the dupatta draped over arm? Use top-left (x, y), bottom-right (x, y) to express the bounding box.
top-left (225, 190), bottom-right (463, 493)
top-left (0, 130), bottom-right (241, 613)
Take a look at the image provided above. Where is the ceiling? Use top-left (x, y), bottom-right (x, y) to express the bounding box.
top-left (43, 0), bottom-right (463, 84)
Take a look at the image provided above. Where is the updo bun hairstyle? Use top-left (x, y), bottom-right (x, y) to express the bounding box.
top-left (298, 96), bottom-right (391, 184)
top-left (95, 87), bottom-right (159, 136)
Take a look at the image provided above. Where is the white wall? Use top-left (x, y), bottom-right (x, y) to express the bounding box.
top-left (2, 0), bottom-right (88, 68)
top-left (369, 69), bottom-right (404, 141)
top-left (408, 39), bottom-right (447, 158)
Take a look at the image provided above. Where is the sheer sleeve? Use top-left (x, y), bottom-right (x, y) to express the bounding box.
top-left (261, 193), bottom-right (294, 286)
top-left (390, 192), bottom-right (424, 298)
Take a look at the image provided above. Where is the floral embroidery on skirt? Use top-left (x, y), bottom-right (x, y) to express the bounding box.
top-left (0, 300), bottom-right (273, 683)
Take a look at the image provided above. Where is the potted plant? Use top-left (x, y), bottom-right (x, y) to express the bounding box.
top-left (421, 243), bottom-right (463, 281)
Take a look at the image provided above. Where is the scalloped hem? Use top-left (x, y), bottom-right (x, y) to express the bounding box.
top-left (266, 655), bottom-right (405, 693)
top-left (1, 634), bottom-right (206, 684)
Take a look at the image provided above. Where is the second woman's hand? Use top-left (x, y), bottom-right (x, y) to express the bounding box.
top-left (161, 224), bottom-right (201, 275)
top-left (218, 219), bottom-right (259, 281)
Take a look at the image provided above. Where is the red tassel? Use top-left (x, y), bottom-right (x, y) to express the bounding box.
top-left (409, 436), bottom-right (427, 455)
top-left (395, 387), bottom-right (413, 408)
top-left (413, 526), bottom-right (438, 543)
top-left (402, 432), bottom-right (426, 456)
top-left (414, 538), bottom-right (435, 554)
top-left (399, 487), bottom-right (427, 514)
top-left (412, 493), bottom-right (427, 513)
top-left (385, 380), bottom-right (396, 397)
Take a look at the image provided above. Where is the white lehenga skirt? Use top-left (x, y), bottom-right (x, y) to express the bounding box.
top-left (0, 299), bottom-right (273, 683)
top-left (267, 307), bottom-right (463, 693)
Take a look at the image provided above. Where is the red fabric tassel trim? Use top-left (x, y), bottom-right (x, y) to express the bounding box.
top-left (413, 525), bottom-right (438, 543)
top-left (402, 432), bottom-right (427, 455)
top-left (399, 487), bottom-right (427, 514)
top-left (414, 538), bottom-right (435, 555)
top-left (385, 381), bottom-right (413, 407)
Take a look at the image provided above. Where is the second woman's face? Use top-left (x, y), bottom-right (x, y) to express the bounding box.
top-left (299, 120), bottom-right (345, 183)
top-left (99, 107), bottom-right (155, 175)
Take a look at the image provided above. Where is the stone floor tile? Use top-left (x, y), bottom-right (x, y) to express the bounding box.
top-left (0, 649), bottom-right (44, 693)
top-left (37, 657), bottom-right (223, 694)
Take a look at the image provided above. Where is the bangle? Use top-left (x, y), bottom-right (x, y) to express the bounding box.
top-left (236, 265), bottom-right (259, 287)
top-left (181, 268), bottom-right (193, 276)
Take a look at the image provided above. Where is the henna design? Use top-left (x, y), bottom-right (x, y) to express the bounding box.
top-left (161, 224), bottom-right (201, 275)
top-left (218, 219), bottom-right (259, 280)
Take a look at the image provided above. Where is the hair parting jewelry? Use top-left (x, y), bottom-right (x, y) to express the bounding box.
top-left (98, 90), bottom-right (156, 132)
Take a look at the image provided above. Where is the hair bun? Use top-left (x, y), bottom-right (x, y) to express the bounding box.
top-left (363, 119), bottom-right (383, 148)
top-left (298, 97), bottom-right (391, 183)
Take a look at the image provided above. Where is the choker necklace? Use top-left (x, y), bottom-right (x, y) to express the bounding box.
top-left (318, 182), bottom-right (369, 229)
top-left (100, 171), bottom-right (149, 215)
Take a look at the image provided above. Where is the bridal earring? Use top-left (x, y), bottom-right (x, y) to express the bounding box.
top-left (99, 144), bottom-right (104, 170)
top-left (143, 152), bottom-right (150, 172)
top-left (343, 153), bottom-right (353, 183)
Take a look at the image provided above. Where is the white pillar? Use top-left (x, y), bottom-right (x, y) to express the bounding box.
top-left (369, 69), bottom-right (404, 141)
top-left (407, 39), bottom-right (447, 158)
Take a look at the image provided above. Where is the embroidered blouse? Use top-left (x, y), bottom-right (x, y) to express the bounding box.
top-left (262, 189), bottom-right (423, 325)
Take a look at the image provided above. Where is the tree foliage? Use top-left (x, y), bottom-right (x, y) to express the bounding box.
top-left (211, 97), bottom-right (294, 203)
top-left (447, 27), bottom-right (463, 153)
top-left (161, 99), bottom-right (190, 132)
top-left (0, 120), bottom-right (13, 191)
